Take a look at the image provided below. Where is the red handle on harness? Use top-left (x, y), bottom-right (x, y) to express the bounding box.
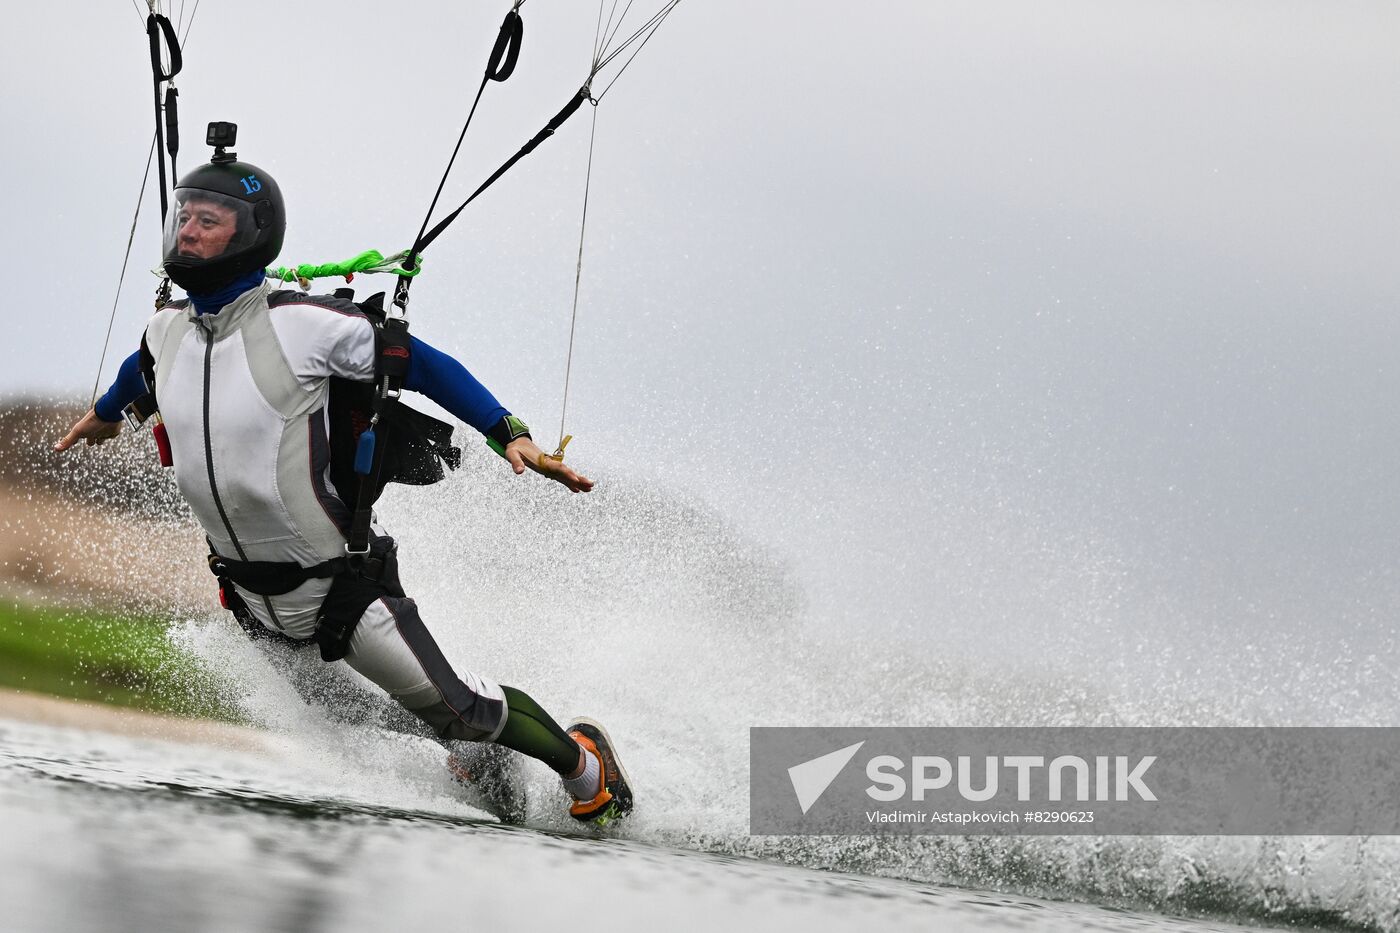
top-left (152, 416), bottom-right (173, 467)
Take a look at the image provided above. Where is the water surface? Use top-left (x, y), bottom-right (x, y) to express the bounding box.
top-left (0, 716), bottom-right (1317, 933)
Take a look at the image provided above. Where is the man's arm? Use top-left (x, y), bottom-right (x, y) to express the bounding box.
top-left (54, 349), bottom-right (144, 451)
top-left (94, 350), bottom-right (146, 422)
top-left (406, 336), bottom-right (593, 493)
top-left (405, 336), bottom-right (508, 432)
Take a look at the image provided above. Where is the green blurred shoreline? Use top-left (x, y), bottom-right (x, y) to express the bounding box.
top-left (0, 399), bottom-right (237, 721)
top-left (0, 599), bottom-right (240, 722)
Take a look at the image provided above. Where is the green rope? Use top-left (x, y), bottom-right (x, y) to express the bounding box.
top-left (266, 249), bottom-right (423, 288)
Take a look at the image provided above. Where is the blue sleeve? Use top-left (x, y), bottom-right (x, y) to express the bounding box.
top-left (404, 335), bottom-right (509, 434)
top-left (94, 350), bottom-right (146, 423)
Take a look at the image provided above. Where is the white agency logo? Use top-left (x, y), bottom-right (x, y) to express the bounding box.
top-left (865, 755), bottom-right (1158, 802)
top-left (790, 745), bottom-right (1156, 813)
top-left (788, 741), bottom-right (865, 814)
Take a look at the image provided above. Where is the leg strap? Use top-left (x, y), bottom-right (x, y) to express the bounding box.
top-left (314, 536), bottom-right (405, 662)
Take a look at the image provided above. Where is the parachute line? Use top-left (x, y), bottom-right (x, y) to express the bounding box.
top-left (180, 0), bottom-right (201, 47)
top-left (590, 0), bottom-right (681, 102)
top-left (91, 1), bottom-right (198, 407)
top-left (92, 135), bottom-right (157, 409)
top-left (557, 102), bottom-right (600, 452)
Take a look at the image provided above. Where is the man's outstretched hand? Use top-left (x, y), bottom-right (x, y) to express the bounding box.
top-left (54, 408), bottom-right (122, 452)
top-left (504, 437), bottom-right (594, 493)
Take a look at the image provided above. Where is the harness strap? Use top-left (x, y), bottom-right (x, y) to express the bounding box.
top-left (164, 85), bottom-right (180, 179)
top-left (208, 553), bottom-right (349, 597)
top-left (213, 535), bottom-right (404, 663)
top-left (415, 87), bottom-right (590, 256)
top-left (345, 314), bottom-right (413, 555)
top-left (145, 12), bottom-right (182, 222)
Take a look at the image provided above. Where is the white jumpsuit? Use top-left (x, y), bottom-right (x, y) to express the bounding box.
top-left (145, 280), bottom-right (507, 740)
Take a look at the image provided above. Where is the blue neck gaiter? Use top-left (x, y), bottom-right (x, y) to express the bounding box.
top-left (188, 269), bottom-right (268, 316)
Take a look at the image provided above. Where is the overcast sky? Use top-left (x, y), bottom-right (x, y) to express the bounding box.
top-left (6, 1), bottom-right (1399, 672)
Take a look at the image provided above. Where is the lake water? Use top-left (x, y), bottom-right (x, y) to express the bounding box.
top-left (0, 714), bottom-right (1350, 933)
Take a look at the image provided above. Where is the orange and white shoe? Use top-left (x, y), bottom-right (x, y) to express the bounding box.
top-left (566, 718), bottom-right (634, 825)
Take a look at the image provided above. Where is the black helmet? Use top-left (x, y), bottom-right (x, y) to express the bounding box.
top-left (163, 150), bottom-right (285, 293)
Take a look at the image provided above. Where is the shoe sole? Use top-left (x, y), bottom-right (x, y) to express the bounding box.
top-left (567, 716), bottom-right (634, 824)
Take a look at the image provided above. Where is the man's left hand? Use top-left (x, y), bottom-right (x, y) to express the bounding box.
top-left (54, 408), bottom-right (123, 452)
top-left (504, 437), bottom-right (595, 493)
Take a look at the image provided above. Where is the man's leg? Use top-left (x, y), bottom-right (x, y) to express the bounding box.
top-left (341, 595), bottom-right (507, 740)
top-left (340, 594), bottom-right (630, 822)
top-left (444, 686), bottom-right (585, 824)
top-left (340, 597), bottom-right (587, 769)
top-left (491, 689), bottom-right (634, 824)
top-left (231, 597), bottom-right (405, 731)
top-left (493, 684), bottom-right (584, 773)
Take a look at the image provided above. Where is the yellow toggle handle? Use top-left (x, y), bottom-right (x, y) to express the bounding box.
top-left (535, 434), bottom-right (573, 468)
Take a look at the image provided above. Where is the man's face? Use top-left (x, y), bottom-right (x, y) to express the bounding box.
top-left (175, 197), bottom-right (239, 259)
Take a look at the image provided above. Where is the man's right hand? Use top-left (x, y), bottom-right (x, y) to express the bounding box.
top-left (54, 408), bottom-right (123, 451)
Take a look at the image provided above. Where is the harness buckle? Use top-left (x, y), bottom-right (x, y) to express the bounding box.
top-left (122, 392), bottom-right (159, 428)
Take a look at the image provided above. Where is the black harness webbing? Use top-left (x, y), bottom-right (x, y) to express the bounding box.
top-left (399, 5), bottom-right (526, 286)
top-left (144, 12), bottom-right (181, 222)
top-left (408, 0), bottom-right (681, 260)
top-left (347, 0), bottom-right (679, 550)
top-left (214, 535), bottom-right (404, 663)
top-left (208, 553), bottom-right (349, 598)
top-left (344, 316), bottom-right (412, 556)
top-left (414, 86), bottom-right (589, 257)
top-left (348, 3), bottom-right (527, 555)
top-left (164, 85), bottom-right (180, 181)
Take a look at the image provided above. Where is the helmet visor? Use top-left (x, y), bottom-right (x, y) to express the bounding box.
top-left (163, 188), bottom-right (260, 266)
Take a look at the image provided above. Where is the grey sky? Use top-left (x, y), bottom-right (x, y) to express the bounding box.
top-left (5, 1), bottom-right (1399, 672)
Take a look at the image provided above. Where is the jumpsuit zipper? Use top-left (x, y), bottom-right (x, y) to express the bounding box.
top-left (198, 317), bottom-right (286, 630)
